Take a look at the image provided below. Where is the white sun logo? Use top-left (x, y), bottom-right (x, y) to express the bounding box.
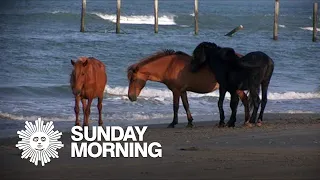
top-left (16, 118), bottom-right (64, 166)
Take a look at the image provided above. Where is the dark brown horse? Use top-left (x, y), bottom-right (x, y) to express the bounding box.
top-left (191, 42), bottom-right (274, 127)
top-left (127, 50), bottom-right (250, 128)
top-left (70, 57), bottom-right (107, 126)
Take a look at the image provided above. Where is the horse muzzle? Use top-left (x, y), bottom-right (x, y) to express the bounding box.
top-left (128, 94), bottom-right (137, 102)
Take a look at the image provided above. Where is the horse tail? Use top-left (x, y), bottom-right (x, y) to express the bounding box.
top-left (247, 85), bottom-right (258, 113)
top-left (69, 70), bottom-right (75, 90)
top-left (266, 57), bottom-right (275, 79)
top-left (245, 69), bottom-right (261, 113)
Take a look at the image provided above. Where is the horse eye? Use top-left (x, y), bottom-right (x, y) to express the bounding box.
top-left (41, 137), bottom-right (46, 141)
top-left (82, 73), bottom-right (85, 75)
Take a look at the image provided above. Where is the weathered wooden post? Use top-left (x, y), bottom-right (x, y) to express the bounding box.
top-left (80, 0), bottom-right (86, 32)
top-left (194, 0), bottom-right (199, 35)
top-left (116, 0), bottom-right (121, 34)
top-left (154, 0), bottom-right (158, 33)
top-left (313, 2), bottom-right (318, 42)
top-left (273, 0), bottom-right (279, 40)
top-left (225, 25), bottom-right (244, 37)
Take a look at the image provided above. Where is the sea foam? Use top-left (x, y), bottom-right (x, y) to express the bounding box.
top-left (300, 27), bottom-right (320, 31)
top-left (105, 85), bottom-right (320, 100)
top-left (93, 12), bottom-right (176, 25)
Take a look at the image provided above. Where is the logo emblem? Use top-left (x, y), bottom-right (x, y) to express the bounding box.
top-left (16, 118), bottom-right (64, 166)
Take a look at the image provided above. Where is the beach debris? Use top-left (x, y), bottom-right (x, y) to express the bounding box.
top-left (225, 25), bottom-right (244, 37)
top-left (179, 146), bottom-right (199, 151)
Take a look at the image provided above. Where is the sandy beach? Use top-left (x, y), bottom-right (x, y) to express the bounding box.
top-left (0, 113), bottom-right (319, 180)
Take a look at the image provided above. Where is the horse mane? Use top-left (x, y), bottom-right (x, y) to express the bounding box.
top-left (127, 49), bottom-right (190, 80)
top-left (76, 56), bottom-right (98, 62)
top-left (192, 41), bottom-right (222, 59)
top-left (78, 56), bottom-right (88, 62)
top-left (196, 41), bottom-right (221, 50)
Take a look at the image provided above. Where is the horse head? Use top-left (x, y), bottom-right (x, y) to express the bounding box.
top-left (127, 65), bottom-right (148, 102)
top-left (215, 47), bottom-right (239, 68)
top-left (190, 42), bottom-right (219, 72)
top-left (70, 57), bottom-right (89, 96)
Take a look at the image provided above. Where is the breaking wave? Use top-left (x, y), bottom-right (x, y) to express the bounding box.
top-left (93, 12), bottom-right (176, 25)
top-left (300, 27), bottom-right (320, 31)
top-left (0, 111), bottom-right (173, 122)
top-left (105, 85), bottom-right (320, 100)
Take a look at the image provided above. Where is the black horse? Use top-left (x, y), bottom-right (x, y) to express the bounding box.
top-left (190, 42), bottom-right (274, 127)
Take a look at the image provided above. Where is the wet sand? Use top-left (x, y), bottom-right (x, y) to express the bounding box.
top-left (0, 113), bottom-right (320, 180)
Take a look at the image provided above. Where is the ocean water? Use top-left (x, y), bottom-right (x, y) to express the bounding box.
top-left (0, 0), bottom-right (319, 137)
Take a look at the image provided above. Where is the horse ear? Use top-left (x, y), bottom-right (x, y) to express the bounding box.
top-left (71, 60), bottom-right (75, 66)
top-left (226, 48), bottom-right (237, 60)
top-left (83, 59), bottom-right (88, 67)
top-left (219, 48), bottom-right (236, 61)
top-left (133, 66), bottom-right (139, 73)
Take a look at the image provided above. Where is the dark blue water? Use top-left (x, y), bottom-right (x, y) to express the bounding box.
top-left (0, 0), bottom-right (319, 137)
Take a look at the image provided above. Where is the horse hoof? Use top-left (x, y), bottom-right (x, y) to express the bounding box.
top-left (98, 122), bottom-right (103, 126)
top-left (218, 122), bottom-right (225, 128)
top-left (256, 120), bottom-right (262, 127)
top-left (75, 122), bottom-right (80, 126)
top-left (167, 123), bottom-right (176, 128)
top-left (186, 123), bottom-right (193, 128)
top-left (227, 123), bottom-right (235, 128)
top-left (244, 122), bottom-right (254, 128)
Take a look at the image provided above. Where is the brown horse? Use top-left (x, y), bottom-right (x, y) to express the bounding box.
top-left (127, 50), bottom-right (249, 128)
top-left (70, 57), bottom-right (107, 126)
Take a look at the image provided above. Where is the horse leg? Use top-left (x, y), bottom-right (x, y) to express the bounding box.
top-left (181, 91), bottom-right (193, 128)
top-left (74, 96), bottom-right (81, 126)
top-left (168, 91), bottom-right (180, 128)
top-left (218, 87), bottom-right (226, 127)
top-left (227, 91), bottom-right (239, 127)
top-left (84, 98), bottom-right (93, 127)
top-left (249, 90), bottom-right (261, 125)
top-left (97, 97), bottom-right (103, 126)
top-left (81, 98), bottom-right (87, 126)
top-left (257, 82), bottom-right (269, 127)
top-left (237, 90), bottom-right (250, 125)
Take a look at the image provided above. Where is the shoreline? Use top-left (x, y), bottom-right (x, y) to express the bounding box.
top-left (0, 112), bottom-right (319, 179)
top-left (1, 112), bottom-right (320, 139)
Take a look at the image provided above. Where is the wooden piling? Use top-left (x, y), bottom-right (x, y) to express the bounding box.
top-left (80, 0), bottom-right (86, 32)
top-left (194, 0), bottom-right (199, 35)
top-left (273, 0), bottom-right (279, 40)
top-left (313, 3), bottom-right (318, 42)
top-left (225, 25), bottom-right (244, 37)
top-left (154, 0), bottom-right (158, 33)
top-left (116, 0), bottom-right (121, 34)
